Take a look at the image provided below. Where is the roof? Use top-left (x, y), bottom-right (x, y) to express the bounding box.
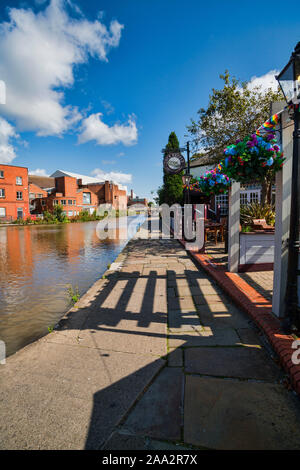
top-left (50, 169), bottom-right (127, 193)
top-left (28, 175), bottom-right (55, 189)
top-left (189, 155), bottom-right (217, 167)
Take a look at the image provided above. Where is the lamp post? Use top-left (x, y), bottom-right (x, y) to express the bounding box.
top-left (181, 172), bottom-right (192, 204)
top-left (276, 42), bottom-right (300, 332)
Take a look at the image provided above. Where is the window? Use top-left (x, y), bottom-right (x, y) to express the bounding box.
top-left (249, 191), bottom-right (259, 204)
top-left (41, 200), bottom-right (46, 206)
top-left (240, 193), bottom-right (248, 205)
top-left (68, 200), bottom-right (73, 205)
top-left (0, 188), bottom-right (5, 198)
top-left (215, 195), bottom-right (228, 216)
top-left (73, 200), bottom-right (76, 205)
top-left (29, 193), bottom-right (35, 199)
top-left (53, 200), bottom-right (58, 205)
top-left (16, 176), bottom-right (22, 185)
top-left (68, 211), bottom-right (73, 216)
top-left (17, 208), bottom-right (23, 219)
top-left (16, 191), bottom-right (23, 200)
top-left (37, 194), bottom-right (43, 198)
top-left (61, 200), bottom-right (66, 205)
top-left (83, 192), bottom-right (91, 204)
top-left (0, 170), bottom-right (4, 178)
top-left (0, 207), bottom-right (6, 217)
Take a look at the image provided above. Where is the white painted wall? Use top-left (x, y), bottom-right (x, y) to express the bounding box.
top-left (272, 106), bottom-right (293, 318)
top-left (240, 233), bottom-right (274, 265)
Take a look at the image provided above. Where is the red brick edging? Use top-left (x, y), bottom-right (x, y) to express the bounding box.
top-left (179, 239), bottom-right (300, 395)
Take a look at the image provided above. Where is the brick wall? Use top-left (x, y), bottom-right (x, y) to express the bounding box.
top-left (0, 164), bottom-right (29, 220)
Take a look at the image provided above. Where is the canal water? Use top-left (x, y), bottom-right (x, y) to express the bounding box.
top-left (0, 215), bottom-right (145, 357)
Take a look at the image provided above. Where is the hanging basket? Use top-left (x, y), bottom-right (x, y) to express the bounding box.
top-left (221, 134), bottom-right (285, 184)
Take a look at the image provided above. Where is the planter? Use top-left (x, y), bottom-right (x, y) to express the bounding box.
top-left (239, 231), bottom-right (275, 272)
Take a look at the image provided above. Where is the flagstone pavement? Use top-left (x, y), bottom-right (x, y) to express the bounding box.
top-left (1, 220), bottom-right (300, 450)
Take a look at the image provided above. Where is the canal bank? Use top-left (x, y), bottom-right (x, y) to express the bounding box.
top-left (0, 215), bottom-right (144, 357)
top-left (1, 217), bottom-right (300, 450)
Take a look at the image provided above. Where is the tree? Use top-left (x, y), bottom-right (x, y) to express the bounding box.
top-left (158, 131), bottom-right (184, 206)
top-left (187, 71), bottom-right (283, 203)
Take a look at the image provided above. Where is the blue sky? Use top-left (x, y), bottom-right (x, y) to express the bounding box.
top-left (0, 0), bottom-right (299, 200)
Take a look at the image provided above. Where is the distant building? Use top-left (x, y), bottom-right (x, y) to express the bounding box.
top-left (31, 175), bottom-right (98, 217)
top-left (51, 170), bottom-right (128, 211)
top-left (127, 189), bottom-right (148, 207)
top-left (0, 164), bottom-right (30, 221)
top-left (0, 165), bottom-right (129, 222)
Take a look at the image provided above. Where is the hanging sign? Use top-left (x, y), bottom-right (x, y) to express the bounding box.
top-left (163, 152), bottom-right (186, 174)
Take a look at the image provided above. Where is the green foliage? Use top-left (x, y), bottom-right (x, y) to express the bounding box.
top-left (67, 285), bottom-right (80, 304)
top-left (189, 170), bottom-right (230, 196)
top-left (53, 204), bottom-right (68, 222)
top-left (158, 131), bottom-right (184, 206)
top-left (47, 325), bottom-right (54, 333)
top-left (221, 134), bottom-right (284, 185)
top-left (43, 205), bottom-right (68, 224)
top-left (187, 70), bottom-right (283, 163)
top-left (241, 225), bottom-right (253, 233)
top-left (240, 202), bottom-right (275, 227)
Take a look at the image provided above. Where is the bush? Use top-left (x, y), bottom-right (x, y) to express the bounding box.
top-left (240, 202), bottom-right (275, 227)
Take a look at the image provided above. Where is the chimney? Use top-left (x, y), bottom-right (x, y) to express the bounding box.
top-left (130, 189), bottom-right (133, 199)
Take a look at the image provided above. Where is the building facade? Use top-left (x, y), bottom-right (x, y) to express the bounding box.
top-left (0, 164), bottom-right (30, 221)
top-left (32, 175), bottom-right (98, 217)
top-left (0, 166), bottom-right (134, 221)
top-left (127, 189), bottom-right (148, 207)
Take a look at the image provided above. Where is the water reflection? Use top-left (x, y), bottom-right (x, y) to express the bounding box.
top-left (0, 216), bottom-right (142, 356)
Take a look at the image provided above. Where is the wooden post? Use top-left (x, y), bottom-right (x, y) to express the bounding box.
top-left (272, 105), bottom-right (294, 318)
top-left (228, 181), bottom-right (240, 272)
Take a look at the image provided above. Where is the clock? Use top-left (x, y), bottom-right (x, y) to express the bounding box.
top-left (163, 152), bottom-right (185, 174)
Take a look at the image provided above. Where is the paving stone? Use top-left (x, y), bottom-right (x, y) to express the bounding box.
top-left (184, 376), bottom-right (300, 450)
top-left (167, 287), bottom-right (176, 298)
top-left (102, 432), bottom-right (148, 450)
top-left (237, 327), bottom-right (263, 346)
top-left (193, 294), bottom-right (228, 305)
top-left (80, 320), bottom-right (167, 355)
top-left (0, 343), bottom-right (165, 450)
top-left (185, 346), bottom-right (281, 381)
top-left (196, 303), bottom-right (250, 330)
top-left (168, 310), bottom-right (202, 332)
top-left (168, 348), bottom-right (183, 367)
top-left (168, 296), bottom-right (195, 310)
top-left (168, 327), bottom-right (240, 348)
top-left (122, 368), bottom-right (183, 441)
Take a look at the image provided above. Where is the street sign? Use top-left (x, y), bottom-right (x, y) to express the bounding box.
top-left (163, 152), bottom-right (186, 174)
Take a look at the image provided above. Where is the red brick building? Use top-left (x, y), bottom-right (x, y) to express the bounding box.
top-left (127, 189), bottom-right (148, 207)
top-left (0, 164), bottom-right (30, 221)
top-left (0, 166), bottom-right (129, 221)
top-left (32, 175), bottom-right (98, 217)
top-left (51, 170), bottom-right (127, 211)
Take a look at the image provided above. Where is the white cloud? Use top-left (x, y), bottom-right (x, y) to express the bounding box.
top-left (29, 168), bottom-right (49, 176)
top-left (247, 70), bottom-right (280, 93)
top-left (0, 117), bottom-right (18, 163)
top-left (101, 100), bottom-right (115, 115)
top-left (0, 0), bottom-right (123, 136)
top-left (102, 160), bottom-right (116, 165)
top-left (78, 113), bottom-right (138, 146)
top-left (91, 168), bottom-right (132, 184)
